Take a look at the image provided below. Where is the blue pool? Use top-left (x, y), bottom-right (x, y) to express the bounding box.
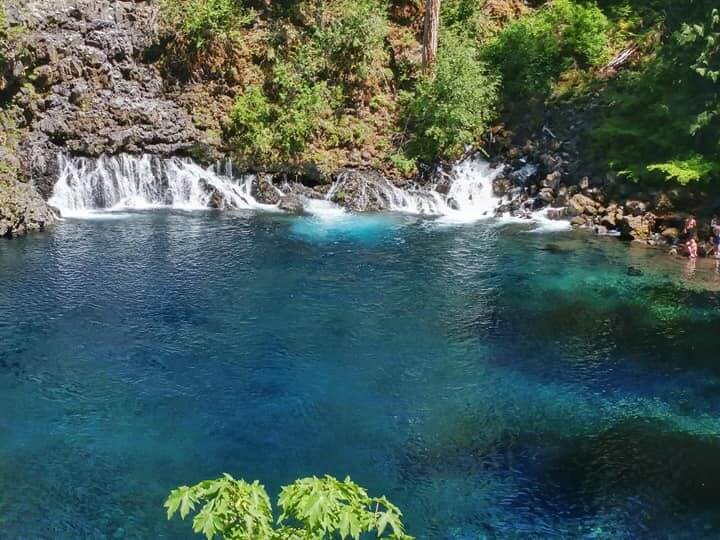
top-left (1, 209), bottom-right (720, 538)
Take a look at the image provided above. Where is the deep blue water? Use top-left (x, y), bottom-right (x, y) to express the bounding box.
top-left (2, 210), bottom-right (720, 539)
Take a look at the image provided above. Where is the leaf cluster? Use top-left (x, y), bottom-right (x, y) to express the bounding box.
top-left (593, 0), bottom-right (720, 185)
top-left (165, 474), bottom-right (413, 540)
top-left (483, 0), bottom-right (611, 100)
top-left (158, 0), bottom-right (257, 81)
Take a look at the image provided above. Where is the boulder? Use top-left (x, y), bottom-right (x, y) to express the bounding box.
top-left (660, 227), bottom-right (679, 242)
top-left (625, 200), bottom-right (647, 217)
top-left (252, 176), bottom-right (282, 205)
top-left (329, 169), bottom-right (398, 212)
top-left (277, 181), bottom-right (323, 201)
top-left (537, 188), bottom-right (555, 204)
top-left (620, 213), bottom-right (656, 242)
top-left (278, 194), bottom-right (306, 214)
top-left (570, 215), bottom-right (587, 227)
top-left (600, 212), bottom-right (617, 229)
top-left (567, 193), bottom-right (598, 216)
top-left (492, 174), bottom-right (512, 197)
top-left (555, 186), bottom-right (568, 206)
top-left (0, 180), bottom-right (56, 237)
top-left (546, 207), bottom-right (567, 220)
top-left (542, 171), bottom-right (562, 190)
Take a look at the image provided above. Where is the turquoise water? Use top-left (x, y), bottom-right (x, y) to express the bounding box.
top-left (1, 210), bottom-right (720, 539)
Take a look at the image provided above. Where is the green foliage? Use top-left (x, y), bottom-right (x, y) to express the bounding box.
top-left (483, 0), bottom-right (611, 99)
top-left (594, 1), bottom-right (720, 185)
top-left (647, 155), bottom-right (718, 185)
top-left (166, 475), bottom-right (274, 539)
top-left (158, 0), bottom-right (256, 80)
top-left (229, 81), bottom-right (337, 163)
top-left (160, 0), bottom-right (254, 51)
top-left (441, 0), bottom-right (496, 42)
top-left (389, 152), bottom-right (417, 176)
top-left (277, 476), bottom-right (409, 539)
top-left (166, 474), bottom-right (413, 540)
top-left (228, 87), bottom-right (275, 160)
top-left (313, 0), bottom-right (389, 94)
top-left (401, 32), bottom-right (499, 162)
top-left (226, 0), bottom-right (390, 162)
top-left (677, 7), bottom-right (720, 83)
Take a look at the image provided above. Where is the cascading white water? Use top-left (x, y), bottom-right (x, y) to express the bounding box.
top-left (49, 154), bottom-right (270, 216)
top-left (439, 158), bottom-right (503, 219)
top-left (50, 153), bottom-right (528, 226)
top-left (324, 156), bottom-right (502, 221)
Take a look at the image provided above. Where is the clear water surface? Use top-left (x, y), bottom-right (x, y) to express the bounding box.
top-left (1, 209), bottom-right (720, 539)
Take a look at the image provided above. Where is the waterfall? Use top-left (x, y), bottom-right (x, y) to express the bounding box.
top-left (50, 153), bottom-right (504, 222)
top-left (49, 154), bottom-right (267, 216)
top-left (433, 158), bottom-right (503, 220)
top-left (324, 156), bottom-right (502, 220)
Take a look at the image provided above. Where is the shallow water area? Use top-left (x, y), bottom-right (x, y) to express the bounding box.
top-left (2, 209), bottom-right (720, 539)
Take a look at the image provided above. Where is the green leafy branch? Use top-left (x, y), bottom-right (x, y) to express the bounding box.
top-left (165, 474), bottom-right (413, 540)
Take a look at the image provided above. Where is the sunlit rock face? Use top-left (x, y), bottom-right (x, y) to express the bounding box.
top-left (0, 178), bottom-right (56, 237)
top-left (4, 0), bottom-right (223, 197)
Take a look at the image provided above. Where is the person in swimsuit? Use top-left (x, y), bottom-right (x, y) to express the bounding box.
top-left (711, 214), bottom-right (720, 259)
top-left (687, 233), bottom-right (699, 259)
top-left (683, 214), bottom-right (697, 239)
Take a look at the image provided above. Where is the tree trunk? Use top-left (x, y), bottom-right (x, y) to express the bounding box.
top-left (422, 0), bottom-right (441, 71)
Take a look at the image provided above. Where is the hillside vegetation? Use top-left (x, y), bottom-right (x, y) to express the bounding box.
top-left (155, 0), bottom-right (718, 187)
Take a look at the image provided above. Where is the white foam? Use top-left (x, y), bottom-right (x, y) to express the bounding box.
top-left (49, 154), bottom-right (273, 217)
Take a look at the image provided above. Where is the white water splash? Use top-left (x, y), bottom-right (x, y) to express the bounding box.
top-left (49, 154), bottom-right (272, 217)
top-left (432, 158), bottom-right (504, 222)
top-left (49, 154), bottom-right (569, 232)
top-left (324, 157), bottom-right (504, 222)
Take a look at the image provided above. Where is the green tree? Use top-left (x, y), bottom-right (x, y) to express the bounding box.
top-left (483, 0), bottom-right (611, 100)
top-left (593, 1), bottom-right (720, 185)
top-left (402, 32), bottom-right (499, 162)
top-left (165, 473), bottom-right (413, 540)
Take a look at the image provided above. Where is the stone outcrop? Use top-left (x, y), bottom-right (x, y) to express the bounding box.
top-left (3, 0), bottom-right (226, 197)
top-left (329, 169), bottom-right (400, 212)
top-left (278, 194), bottom-right (306, 214)
top-left (620, 213), bottom-right (656, 242)
top-left (0, 178), bottom-right (56, 237)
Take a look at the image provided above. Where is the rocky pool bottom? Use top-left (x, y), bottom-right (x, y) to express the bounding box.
top-left (1, 209), bottom-right (720, 539)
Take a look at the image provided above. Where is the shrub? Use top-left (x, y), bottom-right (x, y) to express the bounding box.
top-left (229, 82), bottom-right (337, 163)
top-left (401, 32), bottom-right (499, 162)
top-left (158, 0), bottom-right (256, 80)
top-left (228, 87), bottom-right (275, 161)
top-left (593, 3), bottom-right (720, 185)
top-left (314, 0), bottom-right (390, 98)
top-left (483, 0), bottom-right (611, 99)
top-left (165, 473), bottom-right (413, 539)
